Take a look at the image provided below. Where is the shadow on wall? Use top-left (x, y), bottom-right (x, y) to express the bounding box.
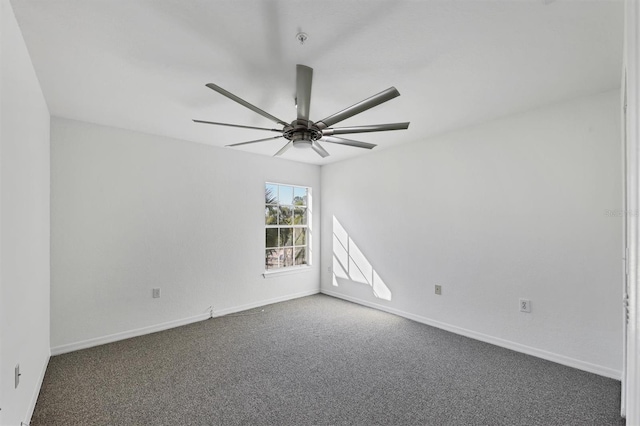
top-left (332, 216), bottom-right (392, 301)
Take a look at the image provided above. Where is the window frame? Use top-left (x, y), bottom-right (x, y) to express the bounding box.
top-left (264, 182), bottom-right (312, 275)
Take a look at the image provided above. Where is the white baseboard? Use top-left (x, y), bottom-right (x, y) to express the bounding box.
top-left (24, 350), bottom-right (50, 425)
top-left (212, 288), bottom-right (320, 317)
top-left (321, 289), bottom-right (622, 380)
top-left (50, 289), bottom-right (320, 356)
top-left (51, 313), bottom-right (211, 356)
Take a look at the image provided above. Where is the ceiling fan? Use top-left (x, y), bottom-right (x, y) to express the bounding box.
top-left (193, 65), bottom-right (410, 158)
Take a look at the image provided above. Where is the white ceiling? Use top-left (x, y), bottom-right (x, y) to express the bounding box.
top-left (10, 0), bottom-right (623, 165)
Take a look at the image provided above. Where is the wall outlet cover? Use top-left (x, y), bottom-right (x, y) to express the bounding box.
top-left (519, 298), bottom-right (531, 313)
top-left (435, 285), bottom-right (442, 295)
top-left (152, 288), bottom-right (161, 298)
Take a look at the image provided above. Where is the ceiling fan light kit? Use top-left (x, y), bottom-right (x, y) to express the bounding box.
top-left (194, 64), bottom-right (410, 158)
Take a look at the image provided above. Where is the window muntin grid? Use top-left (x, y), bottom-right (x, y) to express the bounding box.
top-left (265, 183), bottom-right (311, 271)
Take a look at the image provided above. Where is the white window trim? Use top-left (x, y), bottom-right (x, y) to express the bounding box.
top-left (264, 182), bottom-right (312, 273)
top-left (262, 265), bottom-right (313, 279)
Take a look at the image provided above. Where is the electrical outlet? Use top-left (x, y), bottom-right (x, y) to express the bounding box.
top-left (435, 285), bottom-right (442, 295)
top-left (519, 298), bottom-right (531, 313)
top-left (15, 364), bottom-right (20, 388)
top-left (152, 288), bottom-right (161, 298)
top-left (327, 266), bottom-right (332, 273)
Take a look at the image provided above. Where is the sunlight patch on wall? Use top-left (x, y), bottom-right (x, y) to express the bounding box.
top-left (332, 216), bottom-right (392, 301)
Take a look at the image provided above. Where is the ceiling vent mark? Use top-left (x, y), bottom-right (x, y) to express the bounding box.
top-left (296, 32), bottom-right (308, 45)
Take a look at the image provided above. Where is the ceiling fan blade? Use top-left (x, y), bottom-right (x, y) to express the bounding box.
top-left (315, 87), bottom-right (400, 129)
top-left (226, 136), bottom-right (283, 147)
top-left (274, 141), bottom-right (293, 156)
top-left (206, 83), bottom-right (289, 126)
top-left (322, 122), bottom-right (410, 136)
top-left (296, 65), bottom-right (313, 121)
top-left (321, 136), bottom-right (377, 150)
top-left (193, 119), bottom-right (282, 133)
top-left (311, 141), bottom-right (330, 158)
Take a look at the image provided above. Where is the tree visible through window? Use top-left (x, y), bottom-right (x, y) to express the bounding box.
top-left (265, 183), bottom-right (310, 270)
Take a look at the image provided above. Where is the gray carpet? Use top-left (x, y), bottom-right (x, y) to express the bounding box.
top-left (32, 294), bottom-right (624, 425)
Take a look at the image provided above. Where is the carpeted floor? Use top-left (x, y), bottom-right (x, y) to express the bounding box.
top-left (31, 294), bottom-right (624, 425)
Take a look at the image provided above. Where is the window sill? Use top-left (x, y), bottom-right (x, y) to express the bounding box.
top-left (263, 265), bottom-right (312, 279)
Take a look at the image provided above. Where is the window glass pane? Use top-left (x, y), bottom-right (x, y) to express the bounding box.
top-left (266, 184), bottom-right (279, 204)
top-left (280, 227), bottom-right (293, 247)
top-left (265, 183), bottom-right (310, 271)
top-left (295, 248), bottom-right (307, 265)
top-left (283, 247), bottom-right (294, 267)
top-left (279, 206), bottom-right (292, 225)
top-left (294, 228), bottom-right (306, 246)
top-left (265, 249), bottom-right (280, 270)
top-left (265, 228), bottom-right (278, 248)
top-left (293, 207), bottom-right (307, 225)
top-left (265, 206), bottom-right (278, 225)
top-left (293, 187), bottom-right (307, 206)
top-left (279, 186), bottom-right (293, 205)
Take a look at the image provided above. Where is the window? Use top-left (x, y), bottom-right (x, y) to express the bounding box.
top-left (265, 183), bottom-right (311, 271)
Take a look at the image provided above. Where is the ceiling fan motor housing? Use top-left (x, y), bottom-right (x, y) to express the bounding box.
top-left (284, 119), bottom-right (322, 148)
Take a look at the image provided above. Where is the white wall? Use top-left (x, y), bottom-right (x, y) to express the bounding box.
top-left (0, 1), bottom-right (51, 424)
top-left (50, 118), bottom-right (320, 352)
top-left (623, 0), bottom-right (640, 420)
top-left (321, 90), bottom-right (623, 378)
